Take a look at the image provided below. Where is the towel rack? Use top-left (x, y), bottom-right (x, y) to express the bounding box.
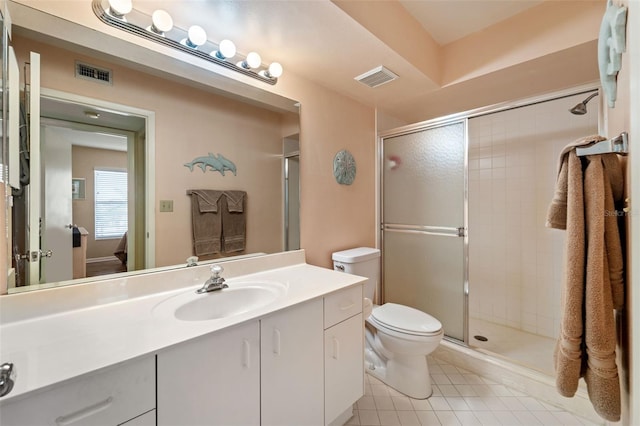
top-left (576, 132), bottom-right (629, 156)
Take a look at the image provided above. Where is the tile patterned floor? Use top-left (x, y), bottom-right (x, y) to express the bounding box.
top-left (347, 356), bottom-right (601, 426)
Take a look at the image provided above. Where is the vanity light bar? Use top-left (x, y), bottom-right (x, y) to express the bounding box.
top-left (92, 0), bottom-right (278, 85)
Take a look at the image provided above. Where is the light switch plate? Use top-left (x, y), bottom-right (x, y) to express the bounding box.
top-left (159, 200), bottom-right (173, 212)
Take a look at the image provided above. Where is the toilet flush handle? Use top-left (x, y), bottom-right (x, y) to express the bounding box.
top-left (335, 264), bottom-right (345, 271)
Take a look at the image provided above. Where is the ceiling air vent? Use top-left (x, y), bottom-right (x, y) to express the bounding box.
top-left (354, 66), bottom-right (398, 88)
top-left (75, 61), bottom-right (113, 85)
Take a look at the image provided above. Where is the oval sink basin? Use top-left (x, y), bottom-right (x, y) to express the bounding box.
top-left (153, 281), bottom-right (287, 322)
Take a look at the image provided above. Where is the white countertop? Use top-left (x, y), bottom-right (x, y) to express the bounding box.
top-left (0, 250), bottom-right (365, 404)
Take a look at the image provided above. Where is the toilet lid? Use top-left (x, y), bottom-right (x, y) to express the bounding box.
top-left (371, 303), bottom-right (442, 335)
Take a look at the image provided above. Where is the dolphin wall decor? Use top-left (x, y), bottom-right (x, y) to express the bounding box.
top-left (184, 153), bottom-right (237, 176)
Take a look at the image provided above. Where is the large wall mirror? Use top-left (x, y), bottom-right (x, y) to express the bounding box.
top-left (3, 1), bottom-right (300, 293)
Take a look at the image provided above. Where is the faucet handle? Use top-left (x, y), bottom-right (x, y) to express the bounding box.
top-left (210, 264), bottom-right (224, 278)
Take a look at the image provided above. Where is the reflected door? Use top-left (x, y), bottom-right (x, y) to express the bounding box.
top-left (26, 51), bottom-right (41, 285)
top-left (283, 135), bottom-right (300, 252)
top-left (41, 125), bottom-right (73, 283)
top-left (285, 155), bottom-right (300, 251)
top-left (381, 121), bottom-right (467, 341)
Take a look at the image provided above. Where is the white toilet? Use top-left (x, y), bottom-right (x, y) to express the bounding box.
top-left (332, 247), bottom-right (443, 399)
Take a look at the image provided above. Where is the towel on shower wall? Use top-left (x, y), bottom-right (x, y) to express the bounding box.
top-left (221, 191), bottom-right (246, 252)
top-left (546, 135), bottom-right (606, 229)
top-left (600, 154), bottom-right (625, 309)
top-left (190, 190), bottom-right (224, 255)
top-left (552, 150), bottom-right (586, 398)
top-left (582, 154), bottom-right (623, 421)
top-left (547, 136), bottom-right (625, 422)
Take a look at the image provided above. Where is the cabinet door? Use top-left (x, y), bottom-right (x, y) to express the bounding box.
top-left (157, 321), bottom-right (260, 426)
top-left (261, 298), bottom-right (324, 426)
top-left (120, 409), bottom-right (155, 425)
top-left (0, 357), bottom-right (155, 426)
top-left (325, 313), bottom-right (364, 424)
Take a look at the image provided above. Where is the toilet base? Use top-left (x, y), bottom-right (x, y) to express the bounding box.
top-left (365, 346), bottom-right (433, 399)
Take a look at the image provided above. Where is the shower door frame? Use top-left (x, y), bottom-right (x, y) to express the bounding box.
top-left (378, 116), bottom-right (470, 346)
top-left (377, 82), bottom-right (603, 348)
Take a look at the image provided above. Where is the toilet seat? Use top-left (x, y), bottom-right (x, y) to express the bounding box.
top-left (370, 303), bottom-right (442, 337)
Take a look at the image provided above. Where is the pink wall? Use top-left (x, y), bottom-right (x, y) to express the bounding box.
top-left (293, 83), bottom-right (376, 267)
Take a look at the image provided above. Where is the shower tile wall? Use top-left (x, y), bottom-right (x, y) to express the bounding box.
top-left (468, 94), bottom-right (598, 339)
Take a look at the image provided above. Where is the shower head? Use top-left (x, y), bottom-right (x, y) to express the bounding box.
top-left (569, 92), bottom-right (599, 115)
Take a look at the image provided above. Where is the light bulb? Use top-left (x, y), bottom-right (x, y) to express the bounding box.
top-left (149, 10), bottom-right (173, 34)
top-left (267, 62), bottom-right (283, 78)
top-left (237, 51), bottom-right (263, 70)
top-left (182, 25), bottom-right (207, 49)
top-left (213, 39), bottom-right (236, 60)
top-left (246, 52), bottom-right (261, 69)
top-left (108, 0), bottom-right (132, 17)
top-left (259, 62), bottom-right (284, 79)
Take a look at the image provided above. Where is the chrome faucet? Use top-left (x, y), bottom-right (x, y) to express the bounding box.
top-left (197, 264), bottom-right (228, 294)
top-left (0, 363), bottom-right (15, 397)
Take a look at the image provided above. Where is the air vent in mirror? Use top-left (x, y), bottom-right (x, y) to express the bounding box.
top-left (75, 61), bottom-right (113, 85)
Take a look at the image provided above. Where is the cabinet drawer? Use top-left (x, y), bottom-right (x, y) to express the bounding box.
top-left (324, 285), bottom-right (362, 328)
top-left (0, 356), bottom-right (155, 426)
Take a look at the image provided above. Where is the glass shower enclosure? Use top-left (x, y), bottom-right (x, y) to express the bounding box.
top-left (380, 120), bottom-right (467, 342)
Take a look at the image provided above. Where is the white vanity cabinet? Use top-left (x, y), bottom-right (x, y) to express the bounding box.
top-left (156, 320), bottom-right (261, 425)
top-left (0, 254), bottom-right (368, 426)
top-left (156, 291), bottom-right (360, 426)
top-left (0, 356), bottom-right (155, 426)
top-left (324, 286), bottom-right (365, 425)
top-left (261, 298), bottom-right (324, 426)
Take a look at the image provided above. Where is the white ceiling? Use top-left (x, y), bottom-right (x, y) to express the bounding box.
top-left (399, 0), bottom-right (542, 45)
top-left (125, 0), bottom-right (553, 123)
top-left (30, 0), bottom-right (595, 125)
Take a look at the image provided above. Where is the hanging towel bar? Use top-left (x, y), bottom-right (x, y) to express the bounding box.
top-left (576, 132), bottom-right (628, 156)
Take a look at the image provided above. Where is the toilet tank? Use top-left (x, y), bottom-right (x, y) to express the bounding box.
top-left (332, 247), bottom-right (380, 301)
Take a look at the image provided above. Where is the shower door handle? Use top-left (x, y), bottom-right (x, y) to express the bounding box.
top-left (384, 224), bottom-right (464, 237)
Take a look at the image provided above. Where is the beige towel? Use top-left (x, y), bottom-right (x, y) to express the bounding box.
top-left (547, 136), bottom-right (625, 422)
top-left (582, 154), bottom-right (623, 421)
top-left (223, 190), bottom-right (245, 212)
top-left (221, 191), bottom-right (246, 253)
top-left (552, 149), bottom-right (586, 398)
top-left (190, 190), bottom-right (223, 256)
top-left (546, 135), bottom-right (605, 229)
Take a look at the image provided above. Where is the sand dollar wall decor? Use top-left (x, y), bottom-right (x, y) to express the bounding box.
top-left (333, 149), bottom-right (356, 185)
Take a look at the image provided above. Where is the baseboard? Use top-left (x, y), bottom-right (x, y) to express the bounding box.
top-left (86, 256), bottom-right (120, 264)
top-left (328, 406), bottom-right (354, 426)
